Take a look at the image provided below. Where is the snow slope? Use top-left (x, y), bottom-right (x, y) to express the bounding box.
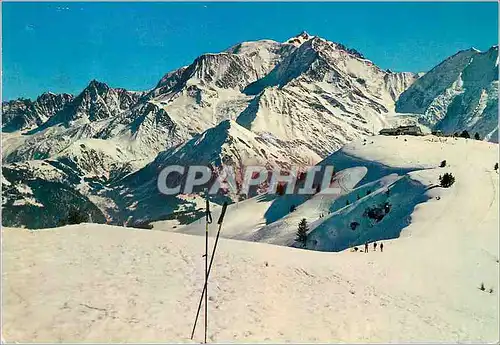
top-left (3, 134), bottom-right (498, 342)
top-left (170, 135), bottom-right (498, 254)
top-left (3, 192), bottom-right (498, 342)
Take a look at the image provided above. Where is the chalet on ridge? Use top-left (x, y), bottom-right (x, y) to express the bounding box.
top-left (379, 125), bottom-right (423, 136)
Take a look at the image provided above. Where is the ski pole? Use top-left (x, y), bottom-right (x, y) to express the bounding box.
top-left (204, 195), bottom-right (211, 343)
top-left (190, 202), bottom-right (228, 341)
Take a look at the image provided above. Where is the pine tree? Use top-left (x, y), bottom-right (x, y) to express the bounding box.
top-left (58, 207), bottom-right (88, 226)
top-left (474, 132), bottom-right (480, 140)
top-left (494, 163), bottom-right (498, 171)
top-left (296, 218), bottom-right (308, 247)
top-left (439, 173), bottom-right (455, 188)
top-left (460, 130), bottom-right (470, 139)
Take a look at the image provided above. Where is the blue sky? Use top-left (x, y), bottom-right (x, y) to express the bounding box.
top-left (3, 2), bottom-right (498, 100)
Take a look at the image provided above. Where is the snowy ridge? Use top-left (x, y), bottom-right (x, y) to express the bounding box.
top-left (31, 80), bottom-right (143, 132)
top-left (170, 135), bottom-right (498, 254)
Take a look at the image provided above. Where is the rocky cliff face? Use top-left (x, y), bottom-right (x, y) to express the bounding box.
top-left (2, 92), bottom-right (74, 132)
top-left (396, 46), bottom-right (499, 141)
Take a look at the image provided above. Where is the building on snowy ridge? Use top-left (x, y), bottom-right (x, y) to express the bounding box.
top-left (379, 125), bottom-right (423, 136)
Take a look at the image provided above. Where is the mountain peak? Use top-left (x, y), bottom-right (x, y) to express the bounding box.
top-left (85, 79), bottom-right (110, 92)
top-left (31, 93), bottom-right (68, 114)
top-left (298, 31), bottom-right (311, 38)
top-left (487, 45), bottom-right (499, 53)
top-left (34, 92), bottom-right (56, 102)
top-left (285, 31), bottom-right (315, 46)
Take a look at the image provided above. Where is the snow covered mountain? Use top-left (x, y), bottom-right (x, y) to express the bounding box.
top-left (1, 138), bottom-right (146, 228)
top-left (2, 92), bottom-right (74, 132)
top-left (2, 84), bottom-right (183, 164)
top-left (3, 32), bottom-right (419, 163)
top-left (396, 46), bottom-right (499, 141)
top-left (100, 119), bottom-right (322, 226)
top-left (237, 35), bottom-right (418, 155)
top-left (2, 32), bottom-right (498, 228)
top-left (30, 80), bottom-right (143, 132)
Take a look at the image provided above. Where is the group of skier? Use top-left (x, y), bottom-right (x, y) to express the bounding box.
top-left (352, 241), bottom-right (384, 253)
top-left (364, 241), bottom-right (383, 252)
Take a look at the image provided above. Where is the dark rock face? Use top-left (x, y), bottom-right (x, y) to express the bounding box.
top-left (2, 93), bottom-right (74, 132)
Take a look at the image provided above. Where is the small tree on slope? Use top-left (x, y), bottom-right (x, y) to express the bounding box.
top-left (58, 207), bottom-right (88, 226)
top-left (296, 218), bottom-right (309, 248)
top-left (439, 173), bottom-right (455, 188)
top-left (494, 163), bottom-right (498, 172)
top-left (474, 132), bottom-right (481, 140)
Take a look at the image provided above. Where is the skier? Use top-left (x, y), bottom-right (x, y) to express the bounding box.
top-left (373, 242), bottom-right (377, 251)
top-left (364, 242), bottom-right (368, 253)
top-left (380, 242), bottom-right (384, 252)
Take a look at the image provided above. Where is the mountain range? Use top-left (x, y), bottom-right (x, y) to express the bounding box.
top-left (2, 32), bottom-right (498, 228)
